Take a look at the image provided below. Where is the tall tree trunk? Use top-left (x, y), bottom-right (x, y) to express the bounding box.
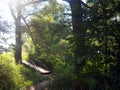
top-left (68, 0), bottom-right (86, 72)
top-left (15, 5), bottom-right (22, 64)
top-left (8, 0), bottom-right (47, 64)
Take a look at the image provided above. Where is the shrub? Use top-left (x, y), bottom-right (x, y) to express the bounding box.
top-left (0, 52), bottom-right (43, 90)
top-left (0, 53), bottom-right (26, 90)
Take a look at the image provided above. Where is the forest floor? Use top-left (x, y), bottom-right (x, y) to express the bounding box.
top-left (26, 78), bottom-right (50, 90)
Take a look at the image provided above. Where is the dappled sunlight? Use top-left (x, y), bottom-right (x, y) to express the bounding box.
top-left (0, 0), bottom-right (120, 89)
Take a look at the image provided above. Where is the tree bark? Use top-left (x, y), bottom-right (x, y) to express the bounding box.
top-left (15, 7), bottom-right (22, 64)
top-left (67, 0), bottom-right (86, 71)
top-left (7, 0), bottom-right (47, 64)
top-left (9, 0), bottom-right (47, 64)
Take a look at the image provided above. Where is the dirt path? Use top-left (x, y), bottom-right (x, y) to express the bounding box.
top-left (27, 80), bottom-right (50, 90)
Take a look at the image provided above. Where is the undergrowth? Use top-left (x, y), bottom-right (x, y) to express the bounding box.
top-left (0, 52), bottom-right (43, 90)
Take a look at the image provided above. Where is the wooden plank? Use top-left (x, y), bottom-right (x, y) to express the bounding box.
top-left (22, 61), bottom-right (50, 74)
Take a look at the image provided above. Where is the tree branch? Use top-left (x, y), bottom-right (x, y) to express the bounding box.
top-left (21, 15), bottom-right (36, 46)
top-left (63, 0), bottom-right (90, 9)
top-left (24, 10), bottom-right (42, 19)
top-left (81, 1), bottom-right (90, 9)
top-left (21, 0), bottom-right (47, 8)
top-left (8, 4), bottom-right (17, 20)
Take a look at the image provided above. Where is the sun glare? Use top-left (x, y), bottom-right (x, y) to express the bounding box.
top-left (0, 1), bottom-right (9, 22)
top-left (0, 1), bottom-right (11, 20)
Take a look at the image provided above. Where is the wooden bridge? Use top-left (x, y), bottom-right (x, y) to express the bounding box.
top-left (22, 60), bottom-right (51, 74)
top-left (21, 60), bottom-right (52, 90)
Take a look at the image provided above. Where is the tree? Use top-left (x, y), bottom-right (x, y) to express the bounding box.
top-left (82, 0), bottom-right (120, 89)
top-left (26, 0), bottom-right (71, 63)
top-left (64, 0), bottom-right (91, 73)
top-left (3, 0), bottom-right (47, 64)
top-left (61, 0), bottom-right (120, 88)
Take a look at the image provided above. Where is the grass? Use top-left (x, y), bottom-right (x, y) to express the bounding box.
top-left (0, 52), bottom-right (44, 90)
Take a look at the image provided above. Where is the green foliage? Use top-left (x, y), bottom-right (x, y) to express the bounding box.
top-left (63, 0), bottom-right (120, 89)
top-left (2, 0), bottom-right (120, 89)
top-left (14, 0), bottom-right (120, 89)
top-left (0, 53), bottom-right (26, 90)
top-left (87, 0), bottom-right (120, 89)
top-left (54, 60), bottom-right (74, 75)
top-left (0, 52), bottom-right (43, 90)
top-left (49, 62), bottom-right (75, 90)
top-left (22, 35), bottom-right (35, 60)
top-left (25, 0), bottom-right (72, 75)
top-left (49, 74), bottom-right (73, 90)
top-left (50, 71), bottom-right (90, 90)
top-left (88, 77), bottom-right (97, 90)
top-left (20, 65), bottom-right (44, 85)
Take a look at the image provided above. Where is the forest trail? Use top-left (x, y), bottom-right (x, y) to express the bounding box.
top-left (26, 80), bottom-right (50, 90)
top-left (22, 60), bottom-right (52, 90)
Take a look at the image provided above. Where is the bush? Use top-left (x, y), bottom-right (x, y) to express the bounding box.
top-left (50, 61), bottom-right (89, 90)
top-left (0, 53), bottom-right (26, 90)
top-left (49, 73), bottom-right (89, 90)
top-left (0, 52), bottom-right (43, 90)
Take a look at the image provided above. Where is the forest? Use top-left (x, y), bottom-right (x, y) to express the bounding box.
top-left (0, 0), bottom-right (120, 90)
